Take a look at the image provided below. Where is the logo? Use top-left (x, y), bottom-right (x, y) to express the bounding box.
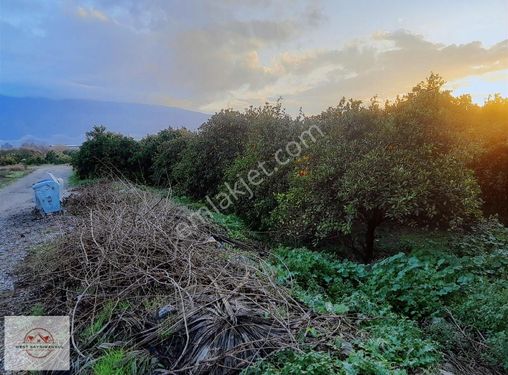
top-left (18, 327), bottom-right (64, 359)
top-left (4, 316), bottom-right (70, 371)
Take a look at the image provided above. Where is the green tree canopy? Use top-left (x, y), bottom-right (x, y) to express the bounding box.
top-left (271, 76), bottom-right (483, 262)
top-left (72, 126), bottom-right (139, 179)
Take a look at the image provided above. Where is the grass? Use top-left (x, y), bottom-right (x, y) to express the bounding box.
top-left (68, 171), bottom-right (98, 187)
top-left (29, 303), bottom-right (46, 316)
top-left (81, 301), bottom-right (131, 343)
top-left (0, 165), bottom-right (33, 188)
top-left (170, 195), bottom-right (252, 240)
top-left (81, 302), bottom-right (116, 342)
top-left (93, 349), bottom-right (130, 375)
top-left (93, 349), bottom-right (159, 375)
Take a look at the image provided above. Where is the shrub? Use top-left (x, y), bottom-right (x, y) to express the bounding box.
top-left (453, 216), bottom-right (508, 256)
top-left (171, 109), bottom-right (248, 198)
top-left (72, 126), bottom-right (139, 179)
top-left (150, 129), bottom-right (194, 187)
top-left (472, 95), bottom-right (508, 224)
top-left (0, 154), bottom-right (17, 165)
top-left (45, 150), bottom-right (72, 164)
top-left (130, 128), bottom-right (188, 184)
top-left (222, 103), bottom-right (304, 229)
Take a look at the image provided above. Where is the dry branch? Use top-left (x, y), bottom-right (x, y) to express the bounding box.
top-left (19, 181), bottom-right (356, 374)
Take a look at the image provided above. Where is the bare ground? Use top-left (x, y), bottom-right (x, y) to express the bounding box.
top-left (0, 165), bottom-right (73, 294)
top-left (0, 165), bottom-right (74, 373)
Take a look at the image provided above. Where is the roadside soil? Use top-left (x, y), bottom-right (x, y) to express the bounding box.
top-left (0, 164), bottom-right (73, 302)
top-left (0, 165), bottom-right (73, 373)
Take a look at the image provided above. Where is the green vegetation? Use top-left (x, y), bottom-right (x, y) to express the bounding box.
top-left (262, 220), bottom-right (508, 372)
top-left (0, 165), bottom-right (33, 188)
top-left (69, 74), bottom-right (508, 373)
top-left (93, 349), bottom-right (130, 375)
top-left (0, 147), bottom-right (73, 166)
top-left (171, 194), bottom-right (251, 240)
top-left (81, 302), bottom-right (117, 342)
top-left (0, 147), bottom-right (72, 189)
top-left (81, 301), bottom-right (131, 344)
top-left (72, 126), bottom-right (139, 180)
top-left (72, 75), bottom-right (508, 262)
top-left (68, 171), bottom-right (99, 187)
top-left (29, 303), bottom-right (46, 316)
top-left (93, 349), bottom-right (159, 375)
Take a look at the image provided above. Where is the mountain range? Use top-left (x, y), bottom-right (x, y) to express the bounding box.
top-left (0, 95), bottom-right (210, 146)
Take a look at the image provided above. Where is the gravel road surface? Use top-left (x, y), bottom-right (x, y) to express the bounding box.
top-left (0, 165), bottom-right (73, 292)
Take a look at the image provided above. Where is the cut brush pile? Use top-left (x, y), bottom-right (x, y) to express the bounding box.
top-left (18, 181), bottom-right (356, 374)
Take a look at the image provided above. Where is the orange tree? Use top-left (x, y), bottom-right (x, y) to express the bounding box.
top-left (471, 95), bottom-right (508, 224)
top-left (271, 77), bottom-right (482, 262)
top-left (171, 109), bottom-right (249, 198)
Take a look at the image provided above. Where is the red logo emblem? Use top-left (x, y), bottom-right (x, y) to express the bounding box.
top-left (22, 328), bottom-right (55, 358)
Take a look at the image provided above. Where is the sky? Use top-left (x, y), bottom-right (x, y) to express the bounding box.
top-left (1, 0), bottom-right (507, 115)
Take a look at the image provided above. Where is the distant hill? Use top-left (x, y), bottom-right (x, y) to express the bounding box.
top-left (0, 96), bottom-right (210, 146)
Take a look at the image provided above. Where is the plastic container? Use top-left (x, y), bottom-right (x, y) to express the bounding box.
top-left (32, 175), bottom-right (62, 214)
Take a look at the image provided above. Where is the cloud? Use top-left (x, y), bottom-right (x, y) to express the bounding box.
top-left (163, 26), bottom-right (508, 113)
top-left (216, 29), bottom-right (508, 114)
top-left (1, 1), bottom-right (507, 115)
top-left (166, 5), bottom-right (324, 106)
top-left (169, 19), bottom-right (294, 93)
top-left (76, 6), bottom-right (109, 22)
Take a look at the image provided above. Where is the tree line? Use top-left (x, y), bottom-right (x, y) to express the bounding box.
top-left (72, 74), bottom-right (508, 262)
top-left (0, 147), bottom-right (73, 166)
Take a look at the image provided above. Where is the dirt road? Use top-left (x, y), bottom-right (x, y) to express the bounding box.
top-left (0, 164), bottom-right (73, 292)
top-left (0, 165), bottom-right (73, 214)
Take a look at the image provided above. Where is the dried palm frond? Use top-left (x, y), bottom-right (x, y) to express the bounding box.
top-left (18, 181), bottom-right (356, 374)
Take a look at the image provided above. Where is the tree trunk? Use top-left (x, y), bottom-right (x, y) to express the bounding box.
top-left (364, 220), bottom-right (376, 263)
top-left (362, 208), bottom-right (384, 263)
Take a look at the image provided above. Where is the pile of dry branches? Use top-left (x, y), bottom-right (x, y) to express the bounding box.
top-left (19, 181), bottom-right (355, 374)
